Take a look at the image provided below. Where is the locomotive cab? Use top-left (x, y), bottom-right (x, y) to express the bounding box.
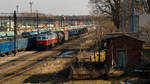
top-left (36, 34), bottom-right (50, 49)
top-left (36, 32), bottom-right (58, 50)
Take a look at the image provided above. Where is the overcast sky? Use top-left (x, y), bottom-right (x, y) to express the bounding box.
top-left (0, 0), bottom-right (90, 15)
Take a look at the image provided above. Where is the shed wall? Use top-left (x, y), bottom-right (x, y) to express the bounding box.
top-left (106, 36), bottom-right (143, 68)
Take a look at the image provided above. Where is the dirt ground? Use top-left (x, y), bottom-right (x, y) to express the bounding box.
top-left (0, 51), bottom-right (36, 64)
top-left (1, 31), bottom-right (98, 84)
top-left (2, 30), bottom-right (150, 84)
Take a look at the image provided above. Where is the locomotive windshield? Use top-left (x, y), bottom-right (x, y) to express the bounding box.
top-left (37, 37), bottom-right (41, 40)
top-left (37, 36), bottom-right (47, 40)
top-left (42, 37), bottom-right (46, 40)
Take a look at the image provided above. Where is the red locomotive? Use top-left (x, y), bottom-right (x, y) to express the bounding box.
top-left (36, 32), bottom-right (58, 49)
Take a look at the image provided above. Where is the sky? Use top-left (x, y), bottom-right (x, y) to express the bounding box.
top-left (0, 0), bottom-right (90, 15)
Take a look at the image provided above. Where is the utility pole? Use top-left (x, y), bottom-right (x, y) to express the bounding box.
top-left (63, 16), bottom-right (66, 27)
top-left (60, 16), bottom-right (63, 27)
top-left (0, 17), bottom-right (2, 27)
top-left (131, 0), bottom-right (135, 32)
top-left (9, 16), bottom-right (11, 31)
top-left (122, 0), bottom-right (126, 32)
top-left (16, 5), bottom-right (19, 13)
top-left (29, 1), bottom-right (33, 13)
top-left (14, 10), bottom-right (17, 56)
top-left (36, 10), bottom-right (39, 34)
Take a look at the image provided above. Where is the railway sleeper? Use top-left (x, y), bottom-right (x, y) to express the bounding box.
top-left (52, 43), bottom-right (57, 48)
top-left (45, 44), bottom-right (52, 50)
top-left (22, 48), bottom-right (26, 51)
top-left (20, 47), bottom-right (27, 51)
top-left (17, 49), bottom-right (22, 52)
top-left (12, 50), bottom-right (18, 54)
top-left (0, 53), bottom-right (6, 57)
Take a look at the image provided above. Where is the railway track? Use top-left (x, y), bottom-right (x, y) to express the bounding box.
top-left (0, 33), bottom-right (89, 83)
top-left (0, 46), bottom-right (61, 82)
top-left (0, 52), bottom-right (56, 83)
top-left (0, 51), bottom-right (40, 66)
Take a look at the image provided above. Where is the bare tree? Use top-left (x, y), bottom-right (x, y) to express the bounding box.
top-left (91, 16), bottom-right (117, 62)
top-left (139, 23), bottom-right (150, 42)
top-left (147, 0), bottom-right (150, 13)
top-left (89, 0), bottom-right (146, 29)
top-left (89, 0), bottom-right (121, 29)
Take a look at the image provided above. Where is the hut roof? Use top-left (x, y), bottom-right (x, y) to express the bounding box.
top-left (104, 33), bottom-right (145, 43)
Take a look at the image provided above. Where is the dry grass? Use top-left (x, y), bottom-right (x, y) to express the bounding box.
top-left (143, 45), bottom-right (150, 49)
top-left (64, 80), bottom-right (112, 84)
top-left (39, 58), bottom-right (74, 74)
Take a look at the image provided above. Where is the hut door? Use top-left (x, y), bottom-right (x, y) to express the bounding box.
top-left (117, 49), bottom-right (127, 68)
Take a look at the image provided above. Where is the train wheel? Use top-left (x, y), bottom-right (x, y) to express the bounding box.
top-left (46, 46), bottom-right (49, 50)
top-left (37, 47), bottom-right (41, 51)
top-left (52, 43), bottom-right (56, 47)
top-left (8, 51), bottom-right (12, 55)
top-left (48, 44), bottom-right (52, 49)
top-left (1, 53), bottom-right (6, 57)
top-left (36, 46), bottom-right (40, 50)
top-left (13, 49), bottom-right (18, 54)
top-left (54, 43), bottom-right (57, 47)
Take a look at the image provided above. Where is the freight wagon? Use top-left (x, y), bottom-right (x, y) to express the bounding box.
top-left (68, 29), bottom-right (80, 40)
top-left (0, 27), bottom-right (89, 56)
top-left (78, 28), bottom-right (88, 35)
top-left (6, 31), bottom-right (14, 37)
top-left (0, 31), bottom-right (14, 37)
top-left (38, 29), bottom-right (51, 34)
top-left (22, 27), bottom-right (89, 50)
top-left (0, 38), bottom-right (28, 56)
top-left (22, 31), bottom-right (38, 38)
top-left (63, 28), bottom-right (88, 41)
top-left (22, 31), bottom-right (38, 50)
top-left (0, 32), bottom-right (6, 37)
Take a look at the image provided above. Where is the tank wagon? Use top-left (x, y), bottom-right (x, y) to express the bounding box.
top-left (63, 31), bottom-right (69, 41)
top-left (55, 31), bottom-right (65, 44)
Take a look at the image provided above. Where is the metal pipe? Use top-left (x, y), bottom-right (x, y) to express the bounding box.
top-left (131, 0), bottom-right (135, 32)
top-left (122, 0), bottom-right (126, 32)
